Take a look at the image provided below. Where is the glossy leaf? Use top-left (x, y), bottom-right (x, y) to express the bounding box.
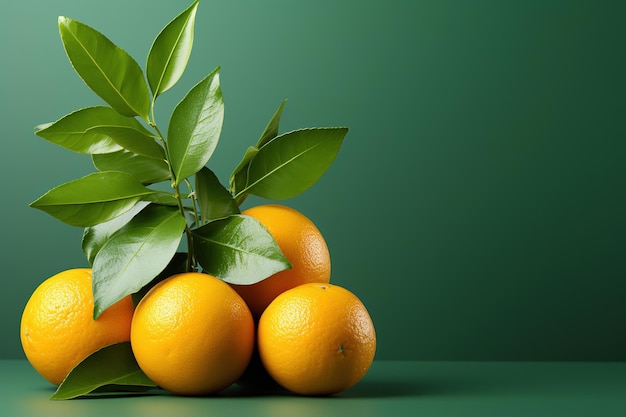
top-left (147, 0), bottom-right (199, 97)
top-left (89, 126), bottom-right (163, 159)
top-left (92, 204), bottom-right (186, 318)
top-left (167, 67), bottom-right (224, 185)
top-left (36, 106), bottom-right (162, 157)
top-left (30, 171), bottom-right (156, 227)
top-left (93, 151), bottom-right (170, 185)
top-left (191, 215), bottom-right (291, 285)
top-left (35, 106), bottom-right (145, 154)
top-left (196, 167), bottom-right (239, 224)
top-left (229, 100), bottom-right (287, 196)
top-left (58, 17), bottom-right (150, 120)
top-left (82, 201), bottom-right (150, 265)
top-left (257, 98), bottom-right (288, 148)
top-left (51, 342), bottom-right (156, 400)
top-left (234, 127), bottom-right (348, 201)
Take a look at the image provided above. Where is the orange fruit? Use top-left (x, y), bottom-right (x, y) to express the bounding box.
top-left (130, 272), bottom-right (255, 395)
top-left (20, 268), bottom-right (134, 386)
top-left (257, 283), bottom-right (376, 396)
top-left (231, 204), bottom-right (331, 318)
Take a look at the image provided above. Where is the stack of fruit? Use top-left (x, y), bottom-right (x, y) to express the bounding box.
top-left (19, 0), bottom-right (375, 399)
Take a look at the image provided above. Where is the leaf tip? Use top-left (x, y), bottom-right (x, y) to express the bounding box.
top-left (58, 16), bottom-right (70, 27)
top-left (49, 388), bottom-right (68, 400)
top-left (284, 258), bottom-right (294, 270)
top-left (92, 301), bottom-right (105, 320)
top-left (34, 122), bottom-right (52, 134)
top-left (28, 195), bottom-right (43, 208)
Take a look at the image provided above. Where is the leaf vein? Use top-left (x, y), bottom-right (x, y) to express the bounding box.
top-left (237, 141), bottom-right (323, 198)
top-left (153, 13), bottom-right (194, 95)
top-left (65, 22), bottom-right (142, 117)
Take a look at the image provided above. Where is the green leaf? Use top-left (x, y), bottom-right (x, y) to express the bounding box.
top-left (36, 106), bottom-right (163, 158)
top-left (191, 215), bottom-right (291, 285)
top-left (30, 171), bottom-right (157, 227)
top-left (93, 151), bottom-right (170, 185)
top-left (82, 201), bottom-right (150, 265)
top-left (35, 106), bottom-right (139, 154)
top-left (257, 98), bottom-right (288, 148)
top-left (58, 17), bottom-right (150, 120)
top-left (92, 204), bottom-right (186, 318)
top-left (234, 127), bottom-right (348, 201)
top-left (167, 67), bottom-right (224, 185)
top-left (89, 126), bottom-right (163, 159)
top-left (229, 100), bottom-right (287, 196)
top-left (51, 342), bottom-right (156, 400)
top-left (196, 167), bottom-right (239, 224)
top-left (147, 0), bottom-right (199, 98)
top-left (142, 191), bottom-right (180, 206)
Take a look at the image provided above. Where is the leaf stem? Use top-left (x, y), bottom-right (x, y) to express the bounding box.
top-left (150, 95), bottom-right (157, 128)
top-left (234, 192), bottom-right (248, 207)
top-left (173, 183), bottom-right (197, 272)
top-left (148, 119), bottom-right (197, 272)
top-left (184, 178), bottom-right (201, 226)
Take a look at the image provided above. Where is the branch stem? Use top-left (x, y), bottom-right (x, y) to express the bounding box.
top-left (149, 119), bottom-right (197, 272)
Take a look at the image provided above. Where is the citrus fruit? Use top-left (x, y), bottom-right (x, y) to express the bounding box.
top-left (130, 272), bottom-right (255, 396)
top-left (231, 204), bottom-right (331, 318)
top-left (257, 282), bottom-right (376, 396)
top-left (20, 268), bottom-right (134, 386)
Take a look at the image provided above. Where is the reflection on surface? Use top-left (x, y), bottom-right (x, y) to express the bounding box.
top-left (9, 360), bottom-right (626, 417)
top-left (12, 362), bottom-right (406, 417)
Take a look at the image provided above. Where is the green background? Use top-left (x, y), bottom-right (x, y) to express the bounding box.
top-left (1, 0), bottom-right (624, 361)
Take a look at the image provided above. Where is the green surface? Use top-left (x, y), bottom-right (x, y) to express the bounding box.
top-left (1, 0), bottom-right (625, 361)
top-left (3, 360), bottom-right (626, 417)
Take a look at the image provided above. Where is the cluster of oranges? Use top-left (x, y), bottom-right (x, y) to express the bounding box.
top-left (20, 204), bottom-right (376, 396)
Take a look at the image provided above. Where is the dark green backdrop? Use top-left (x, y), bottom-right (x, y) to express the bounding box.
top-left (1, 0), bottom-right (624, 361)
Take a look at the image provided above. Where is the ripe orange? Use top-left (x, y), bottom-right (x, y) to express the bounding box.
top-left (257, 283), bottom-right (376, 396)
top-left (231, 204), bottom-right (331, 318)
top-left (130, 272), bottom-right (255, 395)
top-left (20, 268), bottom-right (134, 386)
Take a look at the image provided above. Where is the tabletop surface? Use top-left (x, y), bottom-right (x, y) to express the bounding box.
top-left (2, 359), bottom-right (625, 417)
